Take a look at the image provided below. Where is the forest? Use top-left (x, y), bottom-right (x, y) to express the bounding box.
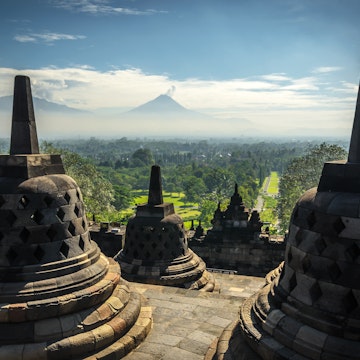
top-left (0, 137), bottom-right (349, 233)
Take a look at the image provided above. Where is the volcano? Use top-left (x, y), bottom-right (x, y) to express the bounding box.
top-left (127, 94), bottom-right (209, 119)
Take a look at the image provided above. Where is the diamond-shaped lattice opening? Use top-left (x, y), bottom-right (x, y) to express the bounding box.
top-left (138, 242), bottom-right (145, 249)
top-left (302, 255), bottom-right (311, 273)
top-left (74, 205), bottom-right (80, 217)
top-left (43, 195), bottom-right (53, 207)
top-left (60, 241), bottom-right (70, 258)
top-left (306, 211), bottom-right (316, 229)
top-left (289, 273), bottom-right (297, 292)
top-left (18, 195), bottom-right (29, 209)
top-left (145, 233), bottom-right (151, 241)
top-left (309, 282), bottom-right (322, 303)
top-left (328, 262), bottom-right (341, 281)
top-left (0, 195), bottom-right (5, 208)
top-left (151, 242), bottom-right (157, 250)
top-left (31, 210), bottom-right (43, 225)
top-left (64, 192), bottom-right (71, 204)
top-left (286, 248), bottom-right (293, 264)
top-left (76, 190), bottom-right (81, 201)
top-left (57, 208), bottom-right (65, 221)
top-left (333, 217), bottom-right (345, 235)
top-left (158, 250), bottom-right (163, 258)
top-left (68, 221), bottom-right (76, 236)
top-left (315, 237), bottom-right (327, 255)
top-left (47, 226), bottom-right (57, 241)
top-left (295, 229), bottom-right (303, 246)
top-left (6, 210), bottom-right (17, 226)
top-left (82, 219), bottom-right (86, 230)
top-left (344, 290), bottom-right (358, 313)
top-left (34, 245), bottom-right (45, 262)
top-left (79, 237), bottom-right (85, 251)
top-left (133, 250), bottom-right (139, 258)
top-left (163, 241), bottom-right (169, 249)
top-left (346, 243), bottom-right (360, 262)
top-left (145, 251), bottom-right (151, 259)
top-left (171, 251), bottom-right (177, 258)
top-left (19, 227), bottom-right (30, 243)
top-left (161, 227), bottom-right (168, 232)
top-left (0, 232), bottom-right (3, 244)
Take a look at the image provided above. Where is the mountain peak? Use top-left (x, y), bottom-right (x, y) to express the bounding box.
top-left (129, 94), bottom-right (188, 114)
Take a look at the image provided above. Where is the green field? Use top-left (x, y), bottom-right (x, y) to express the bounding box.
top-left (267, 171), bottom-right (279, 195)
top-left (260, 171), bottom-right (279, 234)
top-left (131, 190), bottom-right (200, 228)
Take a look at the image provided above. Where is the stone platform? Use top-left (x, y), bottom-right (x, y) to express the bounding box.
top-left (123, 272), bottom-right (264, 360)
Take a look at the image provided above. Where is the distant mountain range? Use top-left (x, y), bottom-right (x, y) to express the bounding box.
top-left (0, 96), bottom-right (86, 114)
top-left (0, 93), bottom-right (251, 137)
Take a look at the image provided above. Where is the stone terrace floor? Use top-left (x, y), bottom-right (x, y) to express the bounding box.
top-left (124, 272), bottom-right (265, 360)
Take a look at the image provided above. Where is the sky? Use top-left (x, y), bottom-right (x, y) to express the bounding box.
top-left (0, 0), bottom-right (360, 139)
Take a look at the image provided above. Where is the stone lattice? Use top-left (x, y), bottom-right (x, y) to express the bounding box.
top-left (238, 82), bottom-right (360, 359)
top-left (116, 165), bottom-right (215, 290)
top-left (0, 76), bottom-right (151, 359)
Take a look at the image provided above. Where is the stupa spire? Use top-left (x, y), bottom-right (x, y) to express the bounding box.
top-left (10, 75), bottom-right (39, 155)
top-left (348, 82), bottom-right (360, 163)
top-left (148, 164), bottom-right (163, 205)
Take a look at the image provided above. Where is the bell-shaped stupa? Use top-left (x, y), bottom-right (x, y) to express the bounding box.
top-left (116, 165), bottom-right (215, 291)
top-left (239, 82), bottom-right (360, 359)
top-left (0, 76), bottom-right (151, 359)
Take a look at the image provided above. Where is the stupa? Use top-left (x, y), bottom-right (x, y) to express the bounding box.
top-left (0, 75), bottom-right (151, 359)
top-left (239, 82), bottom-right (360, 359)
top-left (115, 165), bottom-right (215, 291)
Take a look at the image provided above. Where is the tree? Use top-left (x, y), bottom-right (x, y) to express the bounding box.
top-left (41, 142), bottom-right (115, 216)
top-left (182, 175), bottom-right (207, 202)
top-left (277, 143), bottom-right (347, 233)
top-left (131, 148), bottom-right (154, 167)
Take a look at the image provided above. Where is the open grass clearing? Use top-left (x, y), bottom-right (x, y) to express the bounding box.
top-left (131, 190), bottom-right (200, 223)
top-left (267, 171), bottom-right (279, 195)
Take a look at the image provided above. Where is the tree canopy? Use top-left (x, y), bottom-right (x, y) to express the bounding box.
top-left (277, 143), bottom-right (347, 233)
top-left (41, 142), bottom-right (115, 216)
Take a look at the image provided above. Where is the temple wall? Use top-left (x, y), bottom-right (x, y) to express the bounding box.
top-left (190, 241), bottom-right (285, 276)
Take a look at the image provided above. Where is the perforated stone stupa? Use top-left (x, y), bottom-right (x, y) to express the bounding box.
top-left (115, 165), bottom-right (215, 291)
top-left (0, 75), bottom-right (151, 359)
top-left (239, 82), bottom-right (360, 359)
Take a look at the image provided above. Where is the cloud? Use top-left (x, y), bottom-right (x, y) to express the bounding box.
top-left (52, 0), bottom-right (166, 16)
top-left (14, 32), bottom-right (86, 44)
top-left (281, 77), bottom-right (319, 91)
top-left (260, 73), bottom-right (291, 82)
top-left (14, 35), bottom-right (37, 43)
top-left (0, 66), bottom-right (357, 138)
top-left (312, 66), bottom-right (343, 74)
top-left (0, 66), bottom-right (356, 111)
